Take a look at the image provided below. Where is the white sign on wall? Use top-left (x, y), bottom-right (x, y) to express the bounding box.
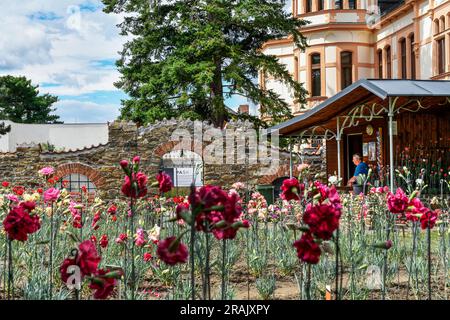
top-left (174, 167), bottom-right (203, 187)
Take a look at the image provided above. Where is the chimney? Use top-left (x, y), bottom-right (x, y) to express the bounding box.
top-left (238, 104), bottom-right (249, 114)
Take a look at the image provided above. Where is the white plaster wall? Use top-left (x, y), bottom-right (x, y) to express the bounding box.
top-left (298, 0), bottom-right (303, 13)
top-left (419, 1), bottom-right (429, 15)
top-left (299, 52), bottom-right (307, 67)
top-left (353, 31), bottom-right (372, 43)
top-left (358, 67), bottom-right (374, 80)
top-left (308, 34), bottom-right (326, 46)
top-left (317, 30), bottom-right (373, 45)
top-left (420, 17), bottom-right (433, 41)
top-left (420, 43), bottom-right (433, 79)
top-left (299, 70), bottom-right (307, 84)
top-left (358, 46), bottom-right (374, 64)
top-left (325, 67), bottom-right (337, 96)
top-left (278, 56), bottom-right (295, 73)
top-left (266, 79), bottom-right (294, 104)
top-left (0, 121), bottom-right (10, 151)
top-left (326, 0), bottom-right (334, 10)
top-left (263, 43), bottom-right (294, 56)
top-left (360, 0), bottom-right (367, 9)
top-left (334, 12), bottom-right (359, 23)
top-left (0, 120), bottom-right (108, 152)
top-left (304, 14), bottom-right (328, 26)
top-left (325, 46), bottom-right (337, 63)
top-left (310, 30), bottom-right (357, 45)
top-left (376, 12), bottom-right (414, 41)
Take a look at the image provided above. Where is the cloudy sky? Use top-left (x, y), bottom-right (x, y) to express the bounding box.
top-left (0, 1), bottom-right (291, 123)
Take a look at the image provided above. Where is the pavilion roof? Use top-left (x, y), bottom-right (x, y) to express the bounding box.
top-left (269, 79), bottom-right (450, 136)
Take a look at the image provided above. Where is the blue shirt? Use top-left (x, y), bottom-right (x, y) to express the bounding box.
top-left (354, 162), bottom-right (369, 177)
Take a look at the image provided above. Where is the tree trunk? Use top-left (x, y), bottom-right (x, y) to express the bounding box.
top-left (211, 56), bottom-right (225, 128)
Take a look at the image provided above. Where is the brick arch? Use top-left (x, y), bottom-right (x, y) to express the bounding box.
top-left (55, 163), bottom-right (106, 188)
top-left (257, 164), bottom-right (299, 185)
top-left (153, 140), bottom-right (205, 158)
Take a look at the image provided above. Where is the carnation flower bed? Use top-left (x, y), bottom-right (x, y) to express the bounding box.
top-left (0, 161), bottom-right (449, 300)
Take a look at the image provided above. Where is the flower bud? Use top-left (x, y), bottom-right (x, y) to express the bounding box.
top-left (373, 240), bottom-right (393, 249)
top-left (120, 160), bottom-right (129, 169)
top-left (215, 220), bottom-right (228, 229)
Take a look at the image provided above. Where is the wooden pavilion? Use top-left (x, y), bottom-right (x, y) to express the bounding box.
top-left (269, 79), bottom-right (450, 190)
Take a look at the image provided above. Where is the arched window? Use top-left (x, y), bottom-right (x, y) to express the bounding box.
top-left (335, 0), bottom-right (343, 9)
top-left (162, 150), bottom-right (203, 188)
top-left (440, 16), bottom-right (445, 33)
top-left (434, 19), bottom-right (440, 35)
top-left (385, 46), bottom-right (392, 79)
top-left (377, 49), bottom-right (383, 78)
top-left (348, 0), bottom-right (357, 9)
top-left (409, 34), bottom-right (416, 79)
top-left (306, 0), bottom-right (312, 12)
top-left (311, 53), bottom-right (321, 97)
top-left (437, 37), bottom-right (446, 74)
top-left (61, 174), bottom-right (96, 193)
top-left (399, 38), bottom-right (407, 79)
top-left (318, 0), bottom-right (324, 11)
top-left (341, 51), bottom-right (353, 89)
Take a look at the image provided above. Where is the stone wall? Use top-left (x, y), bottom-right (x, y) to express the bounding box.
top-left (0, 120), bottom-right (327, 199)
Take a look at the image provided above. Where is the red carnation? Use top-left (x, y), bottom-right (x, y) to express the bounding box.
top-left (76, 240), bottom-right (101, 276)
top-left (281, 178), bottom-right (303, 201)
top-left (156, 172), bottom-right (173, 193)
top-left (100, 235), bottom-right (108, 248)
top-left (222, 192), bottom-right (243, 223)
top-left (157, 236), bottom-right (189, 266)
top-left (2, 202), bottom-right (40, 241)
top-left (189, 185), bottom-right (228, 232)
top-left (107, 204), bottom-right (117, 215)
top-left (120, 160), bottom-right (129, 169)
top-left (176, 202), bottom-right (190, 220)
top-left (60, 258), bottom-right (77, 283)
top-left (12, 186), bottom-right (25, 196)
top-left (89, 269), bottom-right (118, 300)
top-left (303, 203), bottom-right (341, 240)
top-left (293, 232), bottom-right (321, 264)
top-left (173, 196), bottom-right (185, 204)
top-left (133, 156), bottom-right (140, 164)
top-left (406, 197), bottom-right (424, 222)
top-left (387, 188), bottom-right (409, 214)
top-left (143, 252), bottom-right (152, 262)
top-left (121, 172), bottom-right (148, 199)
top-left (1, 181), bottom-right (9, 188)
top-left (211, 192), bottom-right (247, 240)
top-left (420, 209), bottom-right (438, 230)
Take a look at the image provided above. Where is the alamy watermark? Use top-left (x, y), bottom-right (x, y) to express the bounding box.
top-left (168, 121), bottom-right (280, 176)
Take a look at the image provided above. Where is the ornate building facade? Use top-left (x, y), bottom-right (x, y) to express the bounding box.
top-left (260, 0), bottom-right (450, 114)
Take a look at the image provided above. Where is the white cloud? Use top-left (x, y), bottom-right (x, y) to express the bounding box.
top-left (0, 0), bottom-right (126, 96)
top-left (0, 15), bottom-right (53, 69)
top-left (54, 99), bottom-right (120, 123)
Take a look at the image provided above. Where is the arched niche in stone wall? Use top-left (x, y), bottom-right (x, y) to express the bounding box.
top-left (160, 150), bottom-right (204, 188)
top-left (55, 163), bottom-right (105, 195)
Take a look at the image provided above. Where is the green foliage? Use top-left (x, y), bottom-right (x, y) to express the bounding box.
top-left (39, 142), bottom-right (65, 153)
top-left (256, 274), bottom-right (276, 300)
top-left (102, 0), bottom-right (308, 127)
top-left (0, 75), bottom-right (60, 124)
